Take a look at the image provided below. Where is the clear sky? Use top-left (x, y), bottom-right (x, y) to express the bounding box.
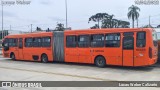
top-left (0, 0), bottom-right (160, 32)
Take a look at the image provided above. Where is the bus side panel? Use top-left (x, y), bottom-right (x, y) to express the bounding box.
top-left (48, 35), bottom-right (53, 62)
top-left (65, 47), bottom-right (78, 63)
top-left (64, 32), bottom-right (79, 63)
top-left (37, 34), bottom-right (53, 62)
top-left (104, 48), bottom-right (122, 66)
top-left (91, 48), bottom-right (105, 64)
top-left (40, 47), bottom-right (53, 62)
top-left (23, 48), bottom-right (33, 60)
top-left (103, 33), bottom-right (123, 66)
top-left (14, 47), bottom-right (19, 60)
top-left (29, 47), bottom-right (41, 61)
top-left (78, 48), bottom-right (92, 63)
top-left (7, 47), bottom-right (18, 59)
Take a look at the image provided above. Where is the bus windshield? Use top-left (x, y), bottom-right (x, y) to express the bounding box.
top-left (152, 31), bottom-right (158, 46)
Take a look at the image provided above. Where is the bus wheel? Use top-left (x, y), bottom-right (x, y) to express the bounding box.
top-left (41, 54), bottom-right (48, 63)
top-left (10, 53), bottom-right (16, 60)
top-left (95, 56), bottom-right (106, 68)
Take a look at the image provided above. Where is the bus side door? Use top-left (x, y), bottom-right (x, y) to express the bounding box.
top-left (123, 34), bottom-right (134, 66)
top-left (18, 38), bottom-right (24, 60)
top-left (13, 39), bottom-right (19, 59)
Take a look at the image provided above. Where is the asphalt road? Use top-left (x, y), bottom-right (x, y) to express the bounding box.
top-left (0, 56), bottom-right (160, 90)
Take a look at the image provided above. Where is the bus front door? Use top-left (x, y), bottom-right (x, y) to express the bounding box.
top-left (18, 38), bottom-right (24, 60)
top-left (123, 36), bottom-right (134, 66)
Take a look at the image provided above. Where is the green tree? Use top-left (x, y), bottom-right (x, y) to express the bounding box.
top-left (157, 25), bottom-right (160, 28)
top-left (127, 5), bottom-right (140, 28)
top-left (118, 20), bottom-right (130, 28)
top-left (88, 13), bottom-right (109, 28)
top-left (101, 19), bottom-right (130, 28)
top-left (90, 24), bottom-right (99, 29)
top-left (101, 15), bottom-right (115, 28)
top-left (55, 23), bottom-right (65, 31)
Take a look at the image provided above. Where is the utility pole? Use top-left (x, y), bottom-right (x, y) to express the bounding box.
top-left (137, 19), bottom-right (138, 28)
top-left (31, 24), bottom-right (32, 33)
top-left (65, 0), bottom-right (68, 28)
top-left (149, 16), bottom-right (151, 26)
top-left (10, 25), bottom-right (11, 31)
top-left (1, 0), bottom-right (4, 39)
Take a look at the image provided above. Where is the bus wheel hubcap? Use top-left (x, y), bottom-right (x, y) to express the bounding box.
top-left (12, 55), bottom-right (14, 59)
top-left (42, 56), bottom-right (47, 62)
top-left (98, 59), bottom-right (103, 65)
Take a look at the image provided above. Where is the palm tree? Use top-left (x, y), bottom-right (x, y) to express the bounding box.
top-left (88, 13), bottom-right (109, 28)
top-left (128, 5), bottom-right (140, 28)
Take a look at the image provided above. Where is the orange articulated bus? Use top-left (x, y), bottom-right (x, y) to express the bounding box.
top-left (1, 28), bottom-right (158, 67)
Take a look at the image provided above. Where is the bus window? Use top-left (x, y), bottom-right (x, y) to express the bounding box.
top-left (137, 32), bottom-right (146, 47)
top-left (25, 38), bottom-right (33, 47)
top-left (8, 38), bottom-right (18, 47)
top-left (66, 36), bottom-right (77, 48)
top-left (78, 35), bottom-right (90, 47)
top-left (152, 31), bottom-right (158, 47)
top-left (105, 33), bottom-right (120, 47)
top-left (91, 34), bottom-right (104, 47)
top-left (33, 37), bottom-right (41, 47)
top-left (42, 37), bottom-right (51, 47)
top-left (2, 38), bottom-right (9, 47)
top-left (123, 37), bottom-right (134, 50)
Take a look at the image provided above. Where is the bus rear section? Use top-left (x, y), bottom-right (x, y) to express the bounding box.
top-left (148, 30), bottom-right (158, 65)
top-left (133, 29), bottom-right (158, 66)
top-left (64, 28), bottom-right (158, 67)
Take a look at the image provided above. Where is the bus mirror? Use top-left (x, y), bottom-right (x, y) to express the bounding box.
top-left (2, 42), bottom-right (4, 47)
top-left (4, 46), bottom-right (9, 51)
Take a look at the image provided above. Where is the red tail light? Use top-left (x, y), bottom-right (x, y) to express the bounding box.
top-left (149, 47), bottom-right (152, 59)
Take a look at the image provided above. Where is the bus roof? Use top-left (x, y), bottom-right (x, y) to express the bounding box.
top-left (4, 28), bottom-right (153, 38)
top-left (4, 32), bottom-right (53, 38)
top-left (65, 28), bottom-right (153, 33)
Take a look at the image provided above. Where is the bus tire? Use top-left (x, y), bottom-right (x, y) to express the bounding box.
top-left (41, 54), bottom-right (48, 63)
top-left (10, 53), bottom-right (16, 60)
top-left (95, 56), bottom-right (106, 68)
